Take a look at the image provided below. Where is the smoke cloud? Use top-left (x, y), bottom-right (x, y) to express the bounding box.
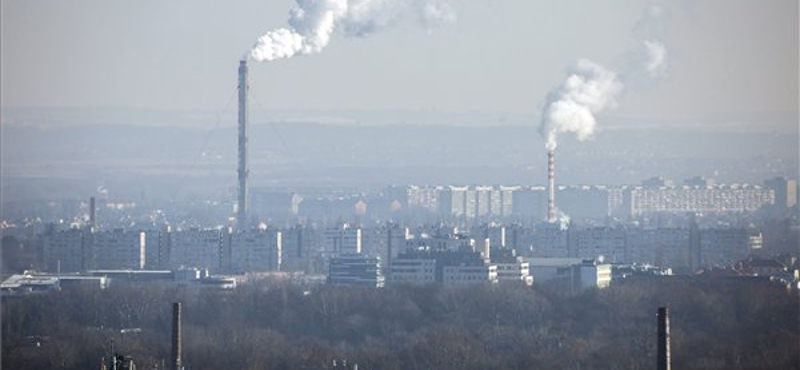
top-left (633, 5), bottom-right (668, 78)
top-left (539, 60), bottom-right (623, 151)
top-left (249, 0), bottom-right (456, 62)
top-left (539, 4), bottom-right (667, 151)
top-left (643, 39), bottom-right (667, 77)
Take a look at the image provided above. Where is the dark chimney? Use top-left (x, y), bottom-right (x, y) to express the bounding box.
top-left (657, 306), bottom-right (671, 370)
top-left (172, 302), bottom-right (182, 370)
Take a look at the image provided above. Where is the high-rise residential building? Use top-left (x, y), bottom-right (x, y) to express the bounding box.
top-left (92, 229), bottom-right (145, 270)
top-left (473, 186), bottom-right (490, 218)
top-left (465, 188), bottom-right (478, 219)
top-left (530, 221), bottom-right (570, 258)
top-left (250, 189), bottom-right (302, 221)
top-left (144, 227), bottom-right (171, 270)
top-left (279, 225), bottom-right (304, 272)
top-left (439, 186), bottom-right (469, 219)
top-left (42, 228), bottom-right (88, 273)
top-left (512, 186), bottom-right (547, 220)
top-left (229, 229), bottom-right (282, 273)
top-left (324, 224), bottom-right (362, 257)
top-left (626, 228), bottom-right (692, 269)
top-left (607, 187), bottom-right (626, 218)
top-left (699, 229), bottom-right (761, 267)
top-left (499, 186), bottom-right (518, 217)
top-left (405, 185), bottom-right (440, 213)
top-left (623, 185), bottom-right (774, 216)
top-left (170, 228), bottom-right (225, 273)
top-left (281, 225), bottom-right (326, 274)
top-left (555, 186), bottom-right (611, 220)
top-left (571, 227), bottom-right (627, 263)
top-left (764, 177), bottom-right (797, 216)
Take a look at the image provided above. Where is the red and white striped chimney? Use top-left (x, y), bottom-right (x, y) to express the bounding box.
top-left (547, 150), bottom-right (555, 222)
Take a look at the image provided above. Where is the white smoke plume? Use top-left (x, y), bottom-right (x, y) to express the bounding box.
top-left (642, 39), bottom-right (667, 77)
top-left (249, 0), bottom-right (456, 62)
top-left (539, 4), bottom-right (667, 151)
top-left (539, 59), bottom-right (623, 151)
top-left (633, 5), bottom-right (668, 78)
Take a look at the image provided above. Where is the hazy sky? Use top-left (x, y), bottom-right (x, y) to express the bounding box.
top-left (1, 0), bottom-right (797, 127)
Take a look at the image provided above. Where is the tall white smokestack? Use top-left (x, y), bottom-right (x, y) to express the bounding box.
top-left (237, 60), bottom-right (249, 227)
top-left (547, 150), bottom-right (555, 222)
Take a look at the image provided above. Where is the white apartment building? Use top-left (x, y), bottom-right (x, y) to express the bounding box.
top-left (626, 185), bottom-right (774, 216)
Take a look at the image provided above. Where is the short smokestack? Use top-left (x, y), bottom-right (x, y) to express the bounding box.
top-left (237, 59), bottom-right (249, 227)
top-left (172, 302), bottom-right (182, 370)
top-left (547, 150), bottom-right (556, 221)
top-left (89, 196), bottom-right (96, 228)
top-left (657, 306), bottom-right (671, 370)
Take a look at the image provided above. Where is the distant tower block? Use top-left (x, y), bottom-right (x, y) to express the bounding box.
top-left (657, 306), bottom-right (671, 370)
top-left (547, 150), bottom-right (556, 222)
top-left (237, 59), bottom-right (249, 227)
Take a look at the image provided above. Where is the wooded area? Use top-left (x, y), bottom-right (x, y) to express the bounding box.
top-left (3, 277), bottom-right (798, 370)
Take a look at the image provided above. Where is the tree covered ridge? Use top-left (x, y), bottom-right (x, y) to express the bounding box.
top-left (3, 278), bottom-right (798, 370)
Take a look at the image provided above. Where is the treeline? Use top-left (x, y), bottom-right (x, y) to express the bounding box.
top-left (3, 278), bottom-right (798, 370)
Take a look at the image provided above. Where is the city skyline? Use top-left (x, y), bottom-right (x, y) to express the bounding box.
top-left (2, 2), bottom-right (798, 369)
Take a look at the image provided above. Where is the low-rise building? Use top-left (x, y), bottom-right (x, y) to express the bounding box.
top-left (328, 255), bottom-right (384, 287)
top-left (389, 258), bottom-right (436, 283)
top-left (527, 258), bottom-right (612, 294)
top-left (443, 264), bottom-right (497, 284)
top-left (1, 273), bottom-right (107, 295)
top-left (390, 249), bottom-right (496, 285)
top-left (491, 248), bottom-right (533, 286)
